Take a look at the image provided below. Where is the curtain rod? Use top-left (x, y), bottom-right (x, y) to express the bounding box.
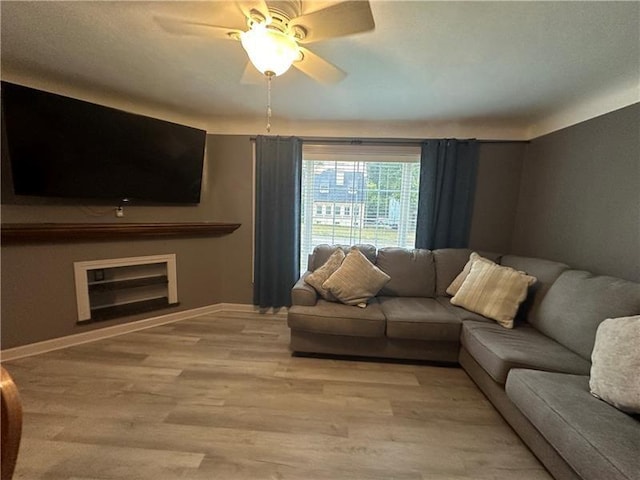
top-left (249, 136), bottom-right (529, 145)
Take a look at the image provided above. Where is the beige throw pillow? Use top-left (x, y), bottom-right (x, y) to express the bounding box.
top-left (451, 260), bottom-right (536, 328)
top-left (323, 247), bottom-right (390, 307)
top-left (304, 248), bottom-right (345, 301)
top-left (589, 316), bottom-right (640, 414)
top-left (446, 252), bottom-right (495, 296)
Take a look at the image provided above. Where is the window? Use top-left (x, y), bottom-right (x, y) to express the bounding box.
top-left (300, 143), bottom-right (421, 271)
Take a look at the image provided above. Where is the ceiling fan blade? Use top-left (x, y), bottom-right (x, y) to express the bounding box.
top-left (154, 16), bottom-right (241, 40)
top-left (240, 61), bottom-right (267, 85)
top-left (294, 47), bottom-right (346, 84)
top-left (290, 1), bottom-right (375, 44)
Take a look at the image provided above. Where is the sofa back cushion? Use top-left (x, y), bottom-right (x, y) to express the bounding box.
top-left (535, 270), bottom-right (640, 360)
top-left (377, 248), bottom-right (436, 297)
top-left (500, 255), bottom-right (569, 326)
top-left (310, 244), bottom-right (377, 271)
top-left (433, 249), bottom-right (502, 296)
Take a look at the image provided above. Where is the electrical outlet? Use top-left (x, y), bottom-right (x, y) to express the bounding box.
top-left (116, 207), bottom-right (124, 217)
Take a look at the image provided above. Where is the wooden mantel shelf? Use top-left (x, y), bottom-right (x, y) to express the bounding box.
top-left (1, 222), bottom-right (241, 244)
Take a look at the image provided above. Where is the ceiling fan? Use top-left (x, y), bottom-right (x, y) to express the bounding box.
top-left (154, 0), bottom-right (376, 85)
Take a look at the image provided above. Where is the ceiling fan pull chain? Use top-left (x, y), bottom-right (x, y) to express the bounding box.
top-left (266, 73), bottom-right (273, 133)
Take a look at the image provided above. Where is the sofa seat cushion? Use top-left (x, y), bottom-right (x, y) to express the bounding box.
top-left (379, 296), bottom-right (461, 342)
top-left (287, 298), bottom-right (386, 337)
top-left (436, 297), bottom-right (494, 323)
top-left (506, 370), bottom-right (640, 480)
top-left (461, 321), bottom-right (591, 384)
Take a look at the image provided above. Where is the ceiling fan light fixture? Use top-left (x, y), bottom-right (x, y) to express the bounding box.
top-left (240, 24), bottom-right (299, 76)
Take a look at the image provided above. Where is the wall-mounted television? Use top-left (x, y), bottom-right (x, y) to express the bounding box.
top-left (1, 81), bottom-right (206, 204)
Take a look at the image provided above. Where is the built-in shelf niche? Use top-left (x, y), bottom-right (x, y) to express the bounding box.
top-left (74, 254), bottom-right (178, 323)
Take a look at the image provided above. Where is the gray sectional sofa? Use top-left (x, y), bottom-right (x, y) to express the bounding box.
top-left (287, 245), bottom-right (640, 480)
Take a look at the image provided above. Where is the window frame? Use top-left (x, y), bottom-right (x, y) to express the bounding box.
top-left (300, 143), bottom-right (421, 272)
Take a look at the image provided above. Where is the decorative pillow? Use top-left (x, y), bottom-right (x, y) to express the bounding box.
top-left (323, 247), bottom-right (390, 307)
top-left (304, 248), bottom-right (345, 301)
top-left (451, 260), bottom-right (537, 328)
top-left (310, 244), bottom-right (377, 271)
top-left (446, 252), bottom-right (495, 297)
top-left (589, 316), bottom-right (640, 414)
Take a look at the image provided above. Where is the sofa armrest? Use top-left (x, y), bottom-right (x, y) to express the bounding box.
top-left (292, 272), bottom-right (318, 306)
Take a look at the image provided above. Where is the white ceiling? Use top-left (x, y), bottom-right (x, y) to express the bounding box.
top-left (1, 1), bottom-right (639, 139)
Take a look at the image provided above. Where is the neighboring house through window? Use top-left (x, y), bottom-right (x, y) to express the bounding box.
top-left (300, 143), bottom-right (421, 271)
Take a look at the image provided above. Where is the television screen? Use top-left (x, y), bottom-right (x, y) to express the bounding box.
top-left (1, 82), bottom-right (206, 204)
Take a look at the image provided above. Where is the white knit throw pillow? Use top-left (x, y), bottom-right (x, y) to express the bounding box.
top-left (590, 316), bottom-right (640, 414)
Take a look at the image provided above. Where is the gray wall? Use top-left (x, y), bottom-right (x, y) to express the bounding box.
top-left (469, 142), bottom-right (526, 253)
top-left (512, 104), bottom-right (640, 282)
top-left (1, 135), bottom-right (254, 348)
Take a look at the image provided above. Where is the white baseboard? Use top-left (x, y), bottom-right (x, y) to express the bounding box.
top-left (0, 303), bottom-right (284, 361)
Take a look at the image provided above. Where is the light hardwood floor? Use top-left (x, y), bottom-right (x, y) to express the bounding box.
top-left (4, 310), bottom-right (551, 480)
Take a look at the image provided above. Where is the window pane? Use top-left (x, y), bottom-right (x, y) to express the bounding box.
top-left (300, 149), bottom-right (420, 272)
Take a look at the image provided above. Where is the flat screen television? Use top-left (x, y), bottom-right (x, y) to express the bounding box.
top-left (1, 81), bottom-right (206, 204)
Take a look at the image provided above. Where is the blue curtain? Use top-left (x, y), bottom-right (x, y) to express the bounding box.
top-left (415, 139), bottom-right (479, 250)
top-left (253, 136), bottom-right (302, 308)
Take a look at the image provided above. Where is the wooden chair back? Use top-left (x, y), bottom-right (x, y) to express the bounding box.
top-left (1, 366), bottom-right (22, 480)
